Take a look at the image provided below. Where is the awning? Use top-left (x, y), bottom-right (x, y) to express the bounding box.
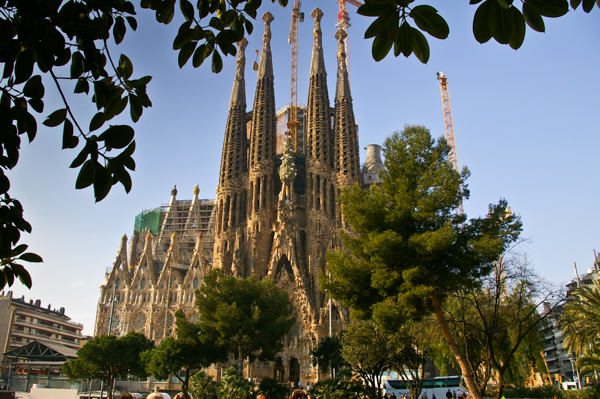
top-left (3, 340), bottom-right (78, 361)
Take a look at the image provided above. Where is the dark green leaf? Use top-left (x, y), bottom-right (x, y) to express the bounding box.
top-left (93, 163), bottom-right (112, 202)
top-left (70, 146), bottom-right (89, 168)
top-left (126, 16), bottom-right (138, 31)
top-left (193, 44), bottom-right (212, 68)
top-left (28, 98), bottom-right (44, 113)
top-left (244, 20), bottom-right (254, 35)
top-left (114, 16), bottom-right (126, 45)
top-left (99, 125), bottom-right (135, 149)
top-left (129, 94), bottom-right (142, 122)
top-left (365, 18), bottom-right (385, 39)
top-left (74, 78), bottom-right (90, 94)
top-left (15, 48), bottom-right (35, 85)
top-left (522, 2), bottom-right (545, 31)
top-left (118, 54), bottom-right (133, 80)
top-left (473, 0), bottom-right (494, 43)
top-left (357, 2), bottom-right (396, 17)
top-left (43, 108), bottom-right (67, 127)
top-left (62, 119), bottom-right (79, 149)
top-left (12, 244), bottom-right (27, 256)
top-left (221, 10), bottom-right (237, 27)
top-left (395, 21), bottom-right (414, 57)
top-left (410, 5), bottom-right (449, 39)
top-left (12, 263), bottom-right (32, 288)
top-left (524, 0), bottom-right (568, 17)
top-left (71, 51), bottom-right (85, 79)
top-left (75, 160), bottom-right (95, 189)
top-left (19, 253), bottom-right (43, 263)
top-left (582, 0), bottom-right (595, 11)
top-left (489, 0), bottom-right (513, 44)
top-left (212, 50), bottom-right (223, 73)
top-left (25, 112), bottom-right (37, 143)
top-left (179, 0), bottom-right (195, 21)
top-left (90, 112), bottom-right (106, 132)
top-left (372, 29), bottom-right (393, 62)
top-left (509, 7), bottom-right (526, 49)
top-left (209, 17), bottom-right (224, 30)
top-left (178, 42), bottom-right (197, 68)
top-left (23, 75), bottom-right (44, 99)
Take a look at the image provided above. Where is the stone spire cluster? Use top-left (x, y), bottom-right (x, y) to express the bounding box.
top-left (211, 8), bottom-right (360, 384)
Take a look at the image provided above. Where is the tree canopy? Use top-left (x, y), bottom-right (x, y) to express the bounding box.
top-left (195, 269), bottom-right (296, 371)
top-left (143, 309), bottom-right (227, 399)
top-left (323, 125), bottom-right (522, 399)
top-left (62, 332), bottom-right (154, 399)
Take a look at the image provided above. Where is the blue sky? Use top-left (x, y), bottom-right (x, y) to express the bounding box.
top-left (4, 2), bottom-right (599, 335)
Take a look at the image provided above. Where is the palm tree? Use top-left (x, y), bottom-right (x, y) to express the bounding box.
top-left (561, 278), bottom-right (600, 359)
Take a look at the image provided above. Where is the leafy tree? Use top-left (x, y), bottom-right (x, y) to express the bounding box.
top-left (439, 252), bottom-right (561, 398)
top-left (311, 334), bottom-right (347, 377)
top-left (561, 277), bottom-right (600, 385)
top-left (561, 278), bottom-right (600, 358)
top-left (387, 322), bottom-right (431, 399)
top-left (189, 370), bottom-right (219, 399)
top-left (341, 320), bottom-right (390, 399)
top-left (142, 309), bottom-right (227, 399)
top-left (323, 125), bottom-right (522, 399)
top-left (196, 269), bottom-right (296, 373)
top-left (62, 332), bottom-right (154, 399)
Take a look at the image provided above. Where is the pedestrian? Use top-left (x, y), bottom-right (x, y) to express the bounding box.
top-left (390, 393), bottom-right (396, 399)
top-left (446, 389), bottom-right (452, 399)
top-left (461, 392), bottom-right (466, 399)
top-left (298, 381), bottom-right (302, 390)
top-left (422, 391), bottom-right (427, 399)
top-left (452, 391), bottom-right (456, 399)
top-left (432, 394), bottom-right (436, 399)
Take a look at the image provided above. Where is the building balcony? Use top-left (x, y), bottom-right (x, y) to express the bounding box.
top-left (13, 318), bottom-right (82, 337)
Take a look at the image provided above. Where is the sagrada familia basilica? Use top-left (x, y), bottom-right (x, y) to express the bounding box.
top-left (94, 8), bottom-right (385, 388)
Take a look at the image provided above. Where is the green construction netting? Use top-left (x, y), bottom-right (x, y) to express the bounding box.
top-left (134, 208), bottom-right (162, 235)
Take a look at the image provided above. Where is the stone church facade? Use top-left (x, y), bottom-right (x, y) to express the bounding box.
top-left (94, 8), bottom-right (385, 388)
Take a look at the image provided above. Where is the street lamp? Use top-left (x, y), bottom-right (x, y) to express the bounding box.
top-left (569, 357), bottom-right (581, 389)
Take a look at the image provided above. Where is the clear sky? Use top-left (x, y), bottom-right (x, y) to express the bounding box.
top-left (3, 2), bottom-right (599, 336)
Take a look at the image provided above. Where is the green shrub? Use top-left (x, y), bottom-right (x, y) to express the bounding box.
top-left (501, 384), bottom-right (559, 398)
top-left (258, 377), bottom-right (290, 399)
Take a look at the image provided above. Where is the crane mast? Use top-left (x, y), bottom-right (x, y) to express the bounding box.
top-left (288, 0), bottom-right (303, 151)
top-left (336, 0), bottom-right (363, 82)
top-left (437, 72), bottom-right (464, 214)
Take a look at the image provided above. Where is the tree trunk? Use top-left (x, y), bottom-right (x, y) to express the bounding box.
top-left (430, 294), bottom-right (483, 399)
top-left (107, 377), bottom-right (114, 399)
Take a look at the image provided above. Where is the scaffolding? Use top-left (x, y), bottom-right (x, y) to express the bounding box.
top-left (133, 208), bottom-right (162, 235)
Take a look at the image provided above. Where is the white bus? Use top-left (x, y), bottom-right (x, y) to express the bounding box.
top-left (383, 376), bottom-right (469, 399)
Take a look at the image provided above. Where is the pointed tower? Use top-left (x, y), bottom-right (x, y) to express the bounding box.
top-left (334, 29), bottom-right (360, 188)
top-left (304, 8), bottom-right (337, 310)
top-left (214, 39), bottom-right (250, 274)
top-left (247, 12), bottom-right (277, 278)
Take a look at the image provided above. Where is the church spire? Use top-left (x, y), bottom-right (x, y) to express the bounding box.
top-left (305, 8), bottom-right (332, 165)
top-left (249, 12), bottom-right (277, 170)
top-left (219, 39), bottom-right (249, 186)
top-left (334, 29), bottom-right (360, 186)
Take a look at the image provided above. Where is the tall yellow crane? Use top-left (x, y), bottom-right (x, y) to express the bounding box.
top-left (287, 0), bottom-right (303, 152)
top-left (437, 72), bottom-right (464, 214)
top-left (336, 0), bottom-right (363, 82)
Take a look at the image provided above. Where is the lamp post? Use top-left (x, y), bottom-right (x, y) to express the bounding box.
top-left (569, 358), bottom-right (581, 389)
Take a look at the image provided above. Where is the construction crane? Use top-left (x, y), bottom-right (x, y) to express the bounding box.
top-left (336, 0), bottom-right (363, 82)
top-left (287, 0), bottom-right (303, 152)
top-left (436, 72), bottom-right (464, 214)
